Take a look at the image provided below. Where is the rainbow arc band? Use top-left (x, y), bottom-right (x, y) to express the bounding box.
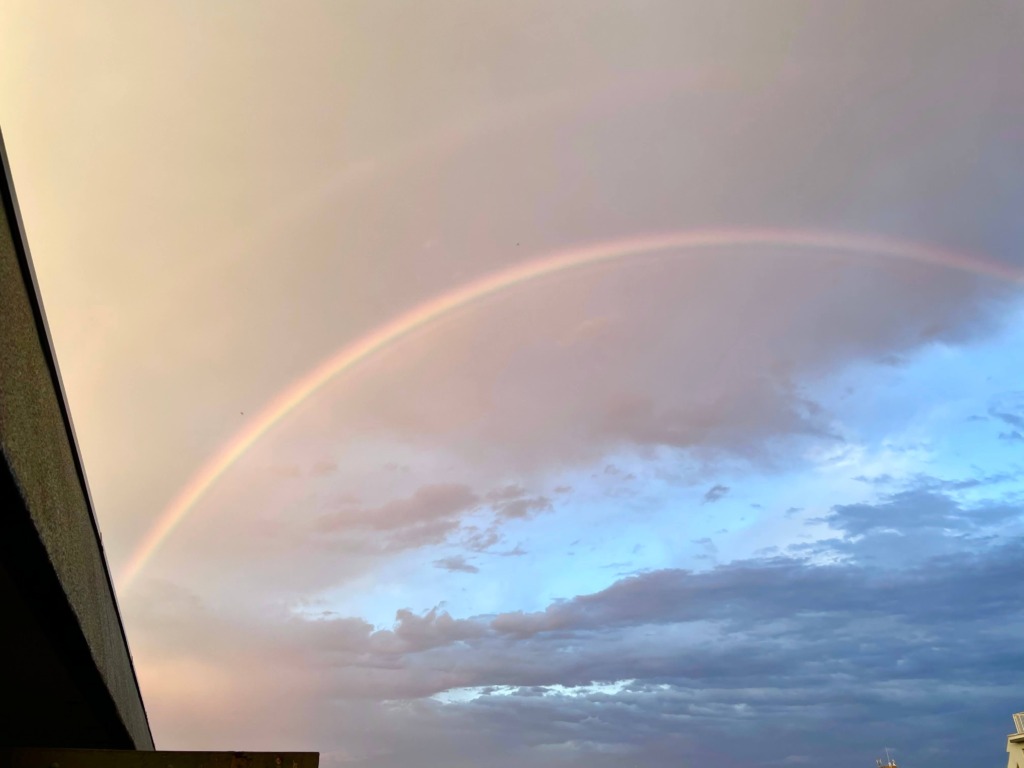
top-left (118, 229), bottom-right (1022, 588)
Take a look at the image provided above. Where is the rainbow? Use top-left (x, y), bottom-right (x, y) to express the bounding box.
top-left (118, 228), bottom-right (1022, 588)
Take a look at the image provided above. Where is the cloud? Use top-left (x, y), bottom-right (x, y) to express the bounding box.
top-left (38, 2), bottom-right (1024, 766)
top-left (986, 392), bottom-right (1024, 442)
top-left (316, 484), bottom-right (479, 534)
top-left (311, 484), bottom-right (481, 556)
top-left (126, 522), bottom-right (1024, 767)
top-left (462, 525), bottom-right (503, 553)
top-left (702, 484), bottom-right (730, 504)
top-left (61, 0), bottom-right (1024, 600)
top-left (802, 485), bottom-right (1024, 567)
top-left (989, 392), bottom-right (1024, 429)
top-left (486, 484), bottom-right (528, 501)
top-left (492, 495), bottom-right (553, 520)
top-left (471, 483), bottom-right (556, 521)
top-left (434, 555), bottom-right (480, 574)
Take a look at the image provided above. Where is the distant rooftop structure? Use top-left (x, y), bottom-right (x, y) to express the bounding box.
top-left (1009, 712), bottom-right (1024, 768)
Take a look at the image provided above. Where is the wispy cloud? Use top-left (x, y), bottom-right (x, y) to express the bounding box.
top-left (702, 484), bottom-right (730, 504)
top-left (433, 555), bottom-right (479, 574)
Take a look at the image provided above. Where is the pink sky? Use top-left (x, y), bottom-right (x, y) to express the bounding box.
top-left (3, 3), bottom-right (1024, 766)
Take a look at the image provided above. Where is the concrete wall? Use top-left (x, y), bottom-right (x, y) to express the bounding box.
top-left (1009, 734), bottom-right (1024, 768)
top-left (0, 128), bottom-right (153, 750)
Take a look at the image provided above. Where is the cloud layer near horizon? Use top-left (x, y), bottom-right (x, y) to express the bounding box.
top-left (126, 482), bottom-right (1024, 766)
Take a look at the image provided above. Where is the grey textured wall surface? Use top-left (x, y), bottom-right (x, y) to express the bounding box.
top-left (3, 749), bottom-right (319, 768)
top-left (0, 129), bottom-right (153, 750)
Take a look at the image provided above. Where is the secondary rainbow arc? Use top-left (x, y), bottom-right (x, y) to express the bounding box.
top-left (119, 228), bottom-right (1023, 588)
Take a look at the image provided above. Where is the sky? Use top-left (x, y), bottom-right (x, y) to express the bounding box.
top-left (2, 2), bottom-right (1024, 766)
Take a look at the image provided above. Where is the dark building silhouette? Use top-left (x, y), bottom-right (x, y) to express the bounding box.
top-left (0, 127), bottom-right (316, 768)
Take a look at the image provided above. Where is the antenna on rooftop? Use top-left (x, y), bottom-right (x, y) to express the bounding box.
top-left (876, 748), bottom-right (897, 768)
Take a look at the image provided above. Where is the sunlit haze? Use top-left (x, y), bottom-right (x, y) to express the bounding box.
top-left (3, 3), bottom-right (1023, 766)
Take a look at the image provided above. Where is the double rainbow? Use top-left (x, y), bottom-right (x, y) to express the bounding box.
top-left (118, 228), bottom-right (1021, 588)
